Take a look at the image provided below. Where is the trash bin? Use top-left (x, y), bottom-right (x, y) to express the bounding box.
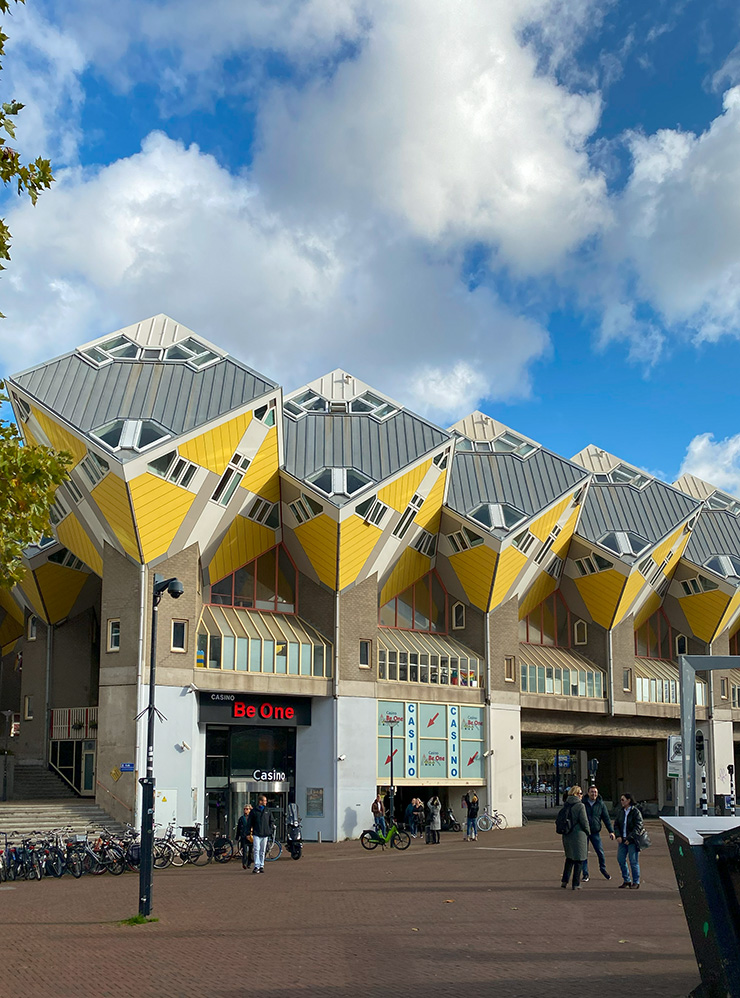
top-left (662, 817), bottom-right (740, 998)
top-left (713, 794), bottom-right (734, 816)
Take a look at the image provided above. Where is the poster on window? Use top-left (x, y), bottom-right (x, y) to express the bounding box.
top-left (419, 739), bottom-right (447, 777)
top-left (460, 705), bottom-right (484, 780)
top-left (378, 733), bottom-right (404, 780)
top-left (419, 703), bottom-right (447, 736)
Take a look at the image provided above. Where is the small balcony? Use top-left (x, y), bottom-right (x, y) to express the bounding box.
top-left (49, 706), bottom-right (98, 740)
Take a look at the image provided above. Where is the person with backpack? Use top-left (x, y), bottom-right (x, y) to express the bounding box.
top-left (581, 784), bottom-right (615, 882)
top-left (557, 785), bottom-right (590, 890)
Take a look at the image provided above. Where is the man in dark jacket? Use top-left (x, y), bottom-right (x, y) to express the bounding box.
top-left (246, 795), bottom-right (275, 874)
top-left (582, 785), bottom-right (615, 882)
top-left (236, 804), bottom-right (253, 870)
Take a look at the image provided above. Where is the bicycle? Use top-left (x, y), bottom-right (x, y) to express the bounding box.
top-left (360, 822), bottom-right (411, 851)
top-left (180, 824), bottom-right (214, 866)
top-left (264, 829), bottom-right (282, 862)
top-left (476, 805), bottom-right (508, 831)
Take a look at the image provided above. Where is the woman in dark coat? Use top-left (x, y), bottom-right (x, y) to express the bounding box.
top-left (614, 792), bottom-right (645, 889)
top-left (560, 786), bottom-right (590, 890)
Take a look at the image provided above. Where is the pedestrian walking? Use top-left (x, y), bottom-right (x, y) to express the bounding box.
top-left (236, 803), bottom-right (253, 870)
top-left (372, 792), bottom-right (386, 834)
top-left (464, 791), bottom-right (479, 841)
top-left (558, 785), bottom-right (590, 890)
top-left (614, 792), bottom-right (646, 890)
top-left (582, 785), bottom-right (615, 881)
top-left (246, 794), bottom-right (275, 874)
top-left (427, 796), bottom-right (441, 844)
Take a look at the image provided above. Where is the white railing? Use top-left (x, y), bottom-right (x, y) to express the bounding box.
top-left (49, 706), bottom-right (98, 740)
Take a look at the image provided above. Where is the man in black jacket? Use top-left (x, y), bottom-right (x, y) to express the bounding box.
top-left (246, 795), bottom-right (275, 874)
top-left (582, 785), bottom-right (615, 882)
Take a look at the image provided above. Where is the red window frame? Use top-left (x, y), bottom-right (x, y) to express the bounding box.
top-left (207, 544), bottom-right (298, 615)
top-left (379, 570), bottom-right (448, 634)
top-left (635, 607), bottom-right (672, 660)
top-left (520, 590), bottom-right (571, 648)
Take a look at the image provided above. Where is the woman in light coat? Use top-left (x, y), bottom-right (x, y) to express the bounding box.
top-left (427, 796), bottom-right (442, 844)
top-left (560, 786), bottom-right (590, 890)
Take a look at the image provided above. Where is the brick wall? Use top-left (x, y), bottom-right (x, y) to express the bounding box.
top-left (488, 596), bottom-right (520, 695)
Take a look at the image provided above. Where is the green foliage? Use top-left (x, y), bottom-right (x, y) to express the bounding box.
top-left (119, 914), bottom-right (159, 926)
top-left (0, 1), bottom-right (65, 589)
top-left (0, 386), bottom-right (71, 589)
top-left (0, 0), bottom-right (54, 315)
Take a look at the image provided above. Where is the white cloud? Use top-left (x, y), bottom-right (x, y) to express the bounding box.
top-left (679, 432), bottom-right (740, 495)
top-left (0, 132), bottom-right (549, 418)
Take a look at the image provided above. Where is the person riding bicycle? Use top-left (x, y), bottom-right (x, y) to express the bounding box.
top-left (245, 795), bottom-right (275, 874)
top-left (464, 791), bottom-right (479, 841)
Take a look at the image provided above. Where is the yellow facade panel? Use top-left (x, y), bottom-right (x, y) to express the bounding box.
top-left (378, 460), bottom-right (433, 513)
top-left (529, 494), bottom-right (573, 543)
top-left (91, 474), bottom-right (140, 561)
top-left (651, 523), bottom-right (686, 567)
top-left (56, 513), bottom-right (104, 577)
top-left (490, 546), bottom-right (528, 607)
top-left (209, 516), bottom-right (276, 583)
top-left (30, 406), bottom-right (87, 464)
top-left (714, 589), bottom-right (740, 640)
top-left (338, 516), bottom-right (383, 590)
top-left (380, 547), bottom-right (431, 606)
top-left (129, 474), bottom-right (197, 564)
top-left (449, 544), bottom-right (498, 612)
top-left (613, 570), bottom-right (647, 626)
top-left (0, 611), bottom-right (23, 654)
top-left (240, 427), bottom-right (280, 503)
top-left (178, 410), bottom-right (253, 476)
top-left (633, 590), bottom-right (663, 630)
top-left (518, 571), bottom-right (559, 620)
top-left (414, 470), bottom-right (446, 533)
top-left (34, 562), bottom-right (89, 625)
top-left (574, 569), bottom-right (627, 629)
top-left (0, 587), bottom-right (23, 626)
top-left (552, 507), bottom-right (580, 560)
top-left (294, 514), bottom-right (338, 589)
top-left (18, 568), bottom-right (46, 620)
top-left (679, 589), bottom-right (731, 644)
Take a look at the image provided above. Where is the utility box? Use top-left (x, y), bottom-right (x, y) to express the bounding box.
top-left (662, 817), bottom-right (740, 998)
top-left (713, 794), bottom-right (734, 816)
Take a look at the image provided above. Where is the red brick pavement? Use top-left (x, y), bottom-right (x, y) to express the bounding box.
top-left (3, 821), bottom-right (699, 998)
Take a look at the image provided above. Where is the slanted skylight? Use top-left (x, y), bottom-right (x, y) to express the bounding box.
top-left (469, 502), bottom-right (526, 531)
top-left (704, 555), bottom-right (740, 580)
top-left (307, 467), bottom-right (373, 498)
top-left (452, 430), bottom-right (536, 457)
top-left (79, 334), bottom-right (221, 370)
top-left (349, 391), bottom-right (398, 420)
top-left (91, 418), bottom-right (170, 453)
top-left (606, 464), bottom-right (651, 489)
top-left (598, 530), bottom-right (649, 558)
top-left (706, 491), bottom-right (740, 515)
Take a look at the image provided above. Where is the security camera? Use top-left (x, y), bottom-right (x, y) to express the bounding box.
top-left (168, 579), bottom-right (184, 599)
top-left (180, 741), bottom-right (191, 751)
top-left (337, 754), bottom-right (346, 761)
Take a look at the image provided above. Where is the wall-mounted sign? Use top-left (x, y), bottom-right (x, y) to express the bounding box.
top-left (379, 700), bottom-right (484, 781)
top-left (253, 769), bottom-right (287, 782)
top-left (120, 763), bottom-right (134, 772)
top-left (198, 692), bottom-right (312, 727)
top-left (306, 787), bottom-right (324, 817)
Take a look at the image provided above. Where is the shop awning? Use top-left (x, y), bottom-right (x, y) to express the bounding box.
top-left (197, 606), bottom-right (333, 677)
top-left (377, 628), bottom-right (482, 688)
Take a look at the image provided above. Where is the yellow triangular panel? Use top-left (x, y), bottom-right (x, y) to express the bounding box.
top-left (18, 568), bottom-right (47, 620)
top-left (294, 514), bottom-right (338, 588)
top-left (56, 513), bottom-right (104, 576)
top-left (651, 523), bottom-right (686, 567)
top-left (449, 544), bottom-right (498, 611)
top-left (209, 516), bottom-right (276, 583)
top-left (518, 571), bottom-right (559, 620)
top-left (714, 589), bottom-right (740, 640)
top-left (338, 516), bottom-right (383, 590)
top-left (240, 427), bottom-right (280, 503)
top-left (380, 547), bottom-right (431, 605)
top-left (34, 563), bottom-right (89, 625)
top-left (633, 590), bottom-right (663, 630)
top-left (178, 410), bottom-right (253, 476)
top-left (91, 474), bottom-right (140, 560)
top-left (490, 546), bottom-right (527, 607)
top-left (0, 590), bottom-right (23, 654)
top-left (552, 507), bottom-right (580, 559)
top-left (529, 494), bottom-right (572, 542)
top-left (378, 460), bottom-right (432, 513)
top-left (414, 470), bottom-right (446, 533)
top-left (0, 588), bottom-right (23, 625)
top-left (30, 406), bottom-right (87, 464)
top-left (613, 570), bottom-right (648, 626)
top-left (20, 423), bottom-right (40, 447)
top-left (129, 474), bottom-right (197, 563)
top-left (574, 569), bottom-right (627, 628)
top-left (678, 589), bottom-right (731, 643)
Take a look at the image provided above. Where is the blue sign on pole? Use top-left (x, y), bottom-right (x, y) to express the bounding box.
top-left (120, 763), bottom-right (135, 772)
top-left (556, 754), bottom-right (571, 768)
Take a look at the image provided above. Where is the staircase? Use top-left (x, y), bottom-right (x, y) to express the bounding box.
top-left (0, 799), bottom-right (127, 837)
top-left (13, 763), bottom-right (78, 800)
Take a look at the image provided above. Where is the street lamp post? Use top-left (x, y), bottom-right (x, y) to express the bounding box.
top-left (138, 574), bottom-right (184, 917)
top-left (1, 709), bottom-right (13, 802)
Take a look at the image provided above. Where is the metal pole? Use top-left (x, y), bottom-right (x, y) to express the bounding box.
top-left (139, 588), bottom-right (159, 917)
top-left (555, 749), bottom-right (560, 807)
top-left (729, 764), bottom-right (736, 817)
top-left (389, 721), bottom-right (395, 827)
top-left (700, 767), bottom-right (708, 817)
top-left (1, 710), bottom-right (12, 802)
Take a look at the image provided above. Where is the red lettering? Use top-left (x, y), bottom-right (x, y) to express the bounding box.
top-left (285, 707), bottom-right (294, 720)
top-left (246, 705), bottom-right (257, 718)
top-left (274, 706), bottom-right (284, 719)
top-left (260, 702), bottom-right (273, 718)
top-left (234, 703), bottom-right (245, 717)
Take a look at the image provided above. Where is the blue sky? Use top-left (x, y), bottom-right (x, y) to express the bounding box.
top-left (2, 0), bottom-right (740, 491)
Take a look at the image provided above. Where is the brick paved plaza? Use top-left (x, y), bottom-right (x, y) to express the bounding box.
top-left (3, 821), bottom-right (699, 998)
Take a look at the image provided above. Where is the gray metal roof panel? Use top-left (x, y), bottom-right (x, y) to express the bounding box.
top-left (10, 353), bottom-right (277, 456)
top-left (577, 480), bottom-right (699, 547)
top-left (447, 449), bottom-right (588, 519)
top-left (282, 411), bottom-right (449, 491)
top-left (684, 509), bottom-right (740, 567)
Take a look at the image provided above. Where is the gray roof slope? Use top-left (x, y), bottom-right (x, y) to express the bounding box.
top-left (10, 353), bottom-right (276, 442)
top-left (283, 411), bottom-right (448, 493)
top-left (577, 480), bottom-right (699, 548)
top-left (447, 450), bottom-right (587, 520)
top-left (683, 509), bottom-right (740, 568)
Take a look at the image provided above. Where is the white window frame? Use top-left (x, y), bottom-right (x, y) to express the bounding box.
top-left (107, 618), bottom-right (121, 653)
top-left (392, 493), bottom-right (424, 539)
top-left (544, 554), bottom-right (563, 579)
top-left (65, 477), bottom-right (83, 503)
top-left (452, 602), bottom-right (466, 630)
top-left (412, 529), bottom-right (437, 557)
top-left (171, 620), bottom-right (188, 653)
top-left (355, 495), bottom-right (388, 526)
top-left (211, 453), bottom-right (251, 506)
top-left (254, 399), bottom-right (277, 426)
top-left (289, 493), bottom-right (323, 525)
top-left (27, 615), bottom-right (37, 641)
top-left (246, 497), bottom-right (279, 528)
top-left (504, 656), bottom-right (516, 683)
top-left (512, 529), bottom-right (536, 555)
top-left (574, 619), bottom-right (588, 646)
top-left (79, 451), bottom-right (109, 487)
top-left (12, 393), bottom-right (30, 421)
top-left (447, 526), bottom-right (484, 553)
top-left (23, 695), bottom-right (34, 720)
top-left (359, 640), bottom-right (372, 669)
top-left (147, 451), bottom-right (198, 489)
top-left (48, 494), bottom-right (68, 526)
